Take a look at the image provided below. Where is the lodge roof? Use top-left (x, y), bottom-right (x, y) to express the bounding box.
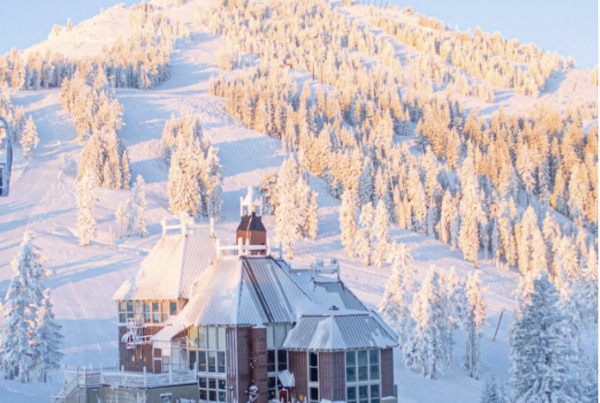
top-left (112, 231), bottom-right (217, 301)
top-left (175, 256), bottom-right (313, 327)
top-left (282, 312), bottom-right (399, 352)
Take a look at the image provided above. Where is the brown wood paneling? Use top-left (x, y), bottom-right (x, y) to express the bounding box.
top-left (319, 352), bottom-right (345, 401)
top-left (381, 348), bottom-right (394, 397)
top-left (288, 351), bottom-right (307, 401)
top-left (250, 328), bottom-right (268, 403)
top-left (118, 325), bottom-right (162, 373)
top-left (236, 230), bottom-right (267, 255)
top-left (226, 327), bottom-right (252, 403)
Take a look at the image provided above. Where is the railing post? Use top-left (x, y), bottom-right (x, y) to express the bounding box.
top-left (143, 366), bottom-right (147, 388)
top-left (121, 365), bottom-right (125, 373)
top-left (169, 361), bottom-right (173, 384)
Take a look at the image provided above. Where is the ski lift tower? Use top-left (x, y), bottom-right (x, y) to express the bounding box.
top-left (0, 116), bottom-right (13, 197)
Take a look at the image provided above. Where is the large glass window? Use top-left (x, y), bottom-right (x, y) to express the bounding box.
top-left (198, 377), bottom-right (226, 402)
top-left (309, 352), bottom-right (319, 382)
top-left (346, 350), bottom-right (381, 403)
top-left (265, 324), bottom-right (291, 401)
top-left (189, 326), bottom-right (226, 375)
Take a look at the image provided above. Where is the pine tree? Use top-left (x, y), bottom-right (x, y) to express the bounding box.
top-left (115, 203), bottom-right (126, 238)
top-left (462, 271), bottom-right (486, 379)
top-left (378, 243), bottom-right (418, 344)
top-left (480, 376), bottom-right (505, 403)
top-left (0, 232), bottom-right (40, 382)
top-left (275, 156), bottom-right (302, 259)
top-left (76, 171), bottom-right (97, 246)
top-left (403, 267), bottom-right (449, 379)
top-left (509, 271), bottom-right (582, 403)
top-left (339, 189), bottom-right (359, 257)
top-left (20, 115), bottom-right (39, 159)
top-left (303, 190), bottom-right (319, 240)
top-left (582, 247), bottom-right (598, 322)
top-left (358, 157), bottom-right (375, 206)
top-left (67, 18), bottom-right (73, 32)
top-left (31, 290), bottom-right (63, 382)
top-left (357, 202), bottom-right (375, 266)
top-left (125, 198), bottom-right (136, 237)
top-left (373, 198), bottom-right (391, 268)
top-left (208, 183), bottom-right (222, 222)
top-left (132, 175), bottom-right (148, 237)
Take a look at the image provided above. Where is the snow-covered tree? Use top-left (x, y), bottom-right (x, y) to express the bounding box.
top-left (132, 175), bottom-right (148, 237)
top-left (403, 267), bottom-right (450, 379)
top-left (125, 198), bottom-right (136, 237)
top-left (76, 171), bottom-right (97, 246)
top-left (480, 376), bottom-right (505, 403)
top-left (461, 271), bottom-right (486, 379)
top-left (0, 232), bottom-right (41, 382)
top-left (357, 202), bottom-right (375, 266)
top-left (378, 243), bottom-right (418, 343)
top-left (302, 190), bottom-right (319, 240)
top-left (582, 247), bottom-right (598, 322)
top-left (208, 183), bottom-right (222, 222)
top-left (275, 156), bottom-right (302, 259)
top-left (20, 116), bottom-right (39, 159)
top-left (373, 198), bottom-right (391, 268)
top-left (458, 156), bottom-right (488, 268)
top-left (115, 203), bottom-right (126, 238)
top-left (339, 189), bottom-right (359, 257)
top-left (31, 290), bottom-right (63, 382)
top-left (509, 271), bottom-right (582, 403)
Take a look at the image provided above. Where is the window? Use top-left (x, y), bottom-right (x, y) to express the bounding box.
top-left (190, 326), bottom-right (226, 375)
top-left (309, 352), bottom-right (319, 382)
top-left (268, 376), bottom-right (282, 400)
top-left (118, 300), bottom-right (177, 324)
top-left (118, 301), bottom-right (134, 323)
top-left (266, 324), bottom-right (291, 401)
top-left (309, 387), bottom-right (319, 403)
top-left (199, 377), bottom-right (226, 402)
top-left (346, 350), bottom-right (381, 403)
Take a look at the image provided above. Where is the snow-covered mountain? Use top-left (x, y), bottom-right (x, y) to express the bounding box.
top-left (0, 0), bottom-right (597, 402)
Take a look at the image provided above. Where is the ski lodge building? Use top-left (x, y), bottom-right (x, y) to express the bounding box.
top-left (53, 189), bottom-right (398, 403)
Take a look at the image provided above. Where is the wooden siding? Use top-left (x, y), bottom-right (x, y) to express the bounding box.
top-left (250, 328), bottom-right (268, 403)
top-left (118, 325), bottom-right (161, 373)
top-left (236, 230), bottom-right (267, 254)
top-left (381, 348), bottom-right (394, 397)
top-left (226, 327), bottom-right (252, 403)
top-left (319, 352), bottom-right (345, 401)
top-left (288, 351), bottom-right (308, 400)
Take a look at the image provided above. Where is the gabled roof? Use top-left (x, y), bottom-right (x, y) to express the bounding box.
top-left (112, 233), bottom-right (217, 301)
top-left (312, 281), bottom-right (368, 312)
top-left (282, 312), bottom-right (399, 352)
top-left (176, 256), bottom-right (314, 327)
top-left (237, 213), bottom-right (266, 232)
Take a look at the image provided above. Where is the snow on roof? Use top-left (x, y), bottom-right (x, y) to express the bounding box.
top-left (151, 323), bottom-right (186, 342)
top-left (112, 232), bottom-right (217, 301)
top-left (312, 281), bottom-right (368, 312)
top-left (176, 256), bottom-right (314, 327)
top-left (282, 312), bottom-right (399, 352)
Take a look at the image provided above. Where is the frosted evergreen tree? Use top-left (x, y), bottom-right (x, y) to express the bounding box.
top-left (462, 271), bottom-right (486, 379)
top-left (302, 190), bottom-right (319, 240)
top-left (403, 268), bottom-right (449, 379)
top-left (373, 198), bottom-right (391, 269)
top-left (582, 247), bottom-right (598, 322)
top-left (378, 243), bottom-right (418, 344)
top-left (115, 203), bottom-right (126, 238)
top-left (20, 116), bottom-right (39, 159)
top-left (339, 189), bottom-right (359, 257)
top-left (358, 157), bottom-right (375, 207)
top-left (480, 376), bottom-right (505, 403)
top-left (132, 175), bottom-right (148, 237)
top-left (168, 142), bottom-right (201, 216)
top-left (0, 232), bottom-right (39, 382)
top-left (125, 198), bottom-right (136, 237)
top-left (208, 183), bottom-right (222, 222)
top-left (458, 156), bottom-right (488, 268)
top-left (31, 290), bottom-right (63, 382)
top-left (509, 271), bottom-right (582, 403)
top-left (357, 202), bottom-right (375, 266)
top-left (76, 171), bottom-right (97, 246)
top-left (275, 156), bottom-right (302, 259)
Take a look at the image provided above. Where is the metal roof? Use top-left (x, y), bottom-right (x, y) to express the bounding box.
top-left (236, 213), bottom-right (266, 232)
top-left (112, 233), bottom-right (217, 301)
top-left (312, 281), bottom-right (368, 312)
top-left (282, 312), bottom-right (399, 352)
top-left (176, 256), bottom-right (314, 327)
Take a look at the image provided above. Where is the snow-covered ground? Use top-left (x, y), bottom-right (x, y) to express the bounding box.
top-left (0, 1), bottom-right (597, 402)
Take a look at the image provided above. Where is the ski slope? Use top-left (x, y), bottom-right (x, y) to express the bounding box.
top-left (0, 1), bottom-right (597, 402)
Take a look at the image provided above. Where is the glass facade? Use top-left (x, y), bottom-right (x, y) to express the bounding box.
top-left (346, 350), bottom-right (381, 403)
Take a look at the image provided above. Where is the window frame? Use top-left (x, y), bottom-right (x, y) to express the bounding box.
top-left (345, 349), bottom-right (381, 403)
